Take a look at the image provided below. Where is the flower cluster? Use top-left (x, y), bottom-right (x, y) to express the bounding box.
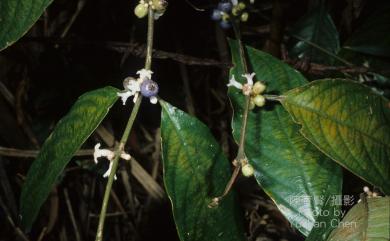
top-left (227, 72), bottom-right (267, 109)
top-left (211, 0), bottom-right (249, 29)
top-left (118, 69), bottom-right (159, 104)
top-left (134, 0), bottom-right (167, 19)
top-left (93, 143), bottom-right (131, 179)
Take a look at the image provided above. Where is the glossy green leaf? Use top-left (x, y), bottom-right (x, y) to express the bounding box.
top-left (289, 3), bottom-right (340, 64)
top-left (343, 4), bottom-right (390, 57)
top-left (281, 79), bottom-right (390, 194)
top-left (0, 0), bottom-right (53, 51)
top-left (327, 196), bottom-right (390, 241)
top-left (229, 40), bottom-right (342, 237)
top-left (20, 86), bottom-right (119, 231)
top-left (160, 101), bottom-right (246, 241)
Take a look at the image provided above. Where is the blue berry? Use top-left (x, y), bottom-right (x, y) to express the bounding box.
top-left (211, 9), bottom-right (222, 21)
top-left (218, 2), bottom-right (232, 12)
top-left (219, 20), bottom-right (231, 29)
top-left (140, 79), bottom-right (159, 97)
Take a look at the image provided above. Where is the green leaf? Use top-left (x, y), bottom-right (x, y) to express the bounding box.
top-left (229, 40), bottom-right (342, 237)
top-left (0, 0), bottom-right (53, 51)
top-left (327, 196), bottom-right (390, 241)
top-left (343, 4), bottom-right (390, 57)
top-left (289, 3), bottom-right (340, 64)
top-left (20, 86), bottom-right (119, 231)
top-left (160, 101), bottom-right (246, 241)
top-left (281, 79), bottom-right (390, 194)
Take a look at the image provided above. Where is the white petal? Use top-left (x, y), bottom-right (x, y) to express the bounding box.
top-left (149, 96), bottom-right (158, 104)
top-left (103, 162), bottom-right (117, 180)
top-left (136, 69), bottom-right (153, 80)
top-left (93, 143), bottom-right (114, 163)
top-left (231, 0), bottom-right (238, 5)
top-left (242, 73), bottom-right (255, 86)
top-left (117, 91), bottom-right (133, 105)
top-left (93, 143), bottom-right (101, 163)
top-left (227, 75), bottom-right (243, 89)
top-left (127, 79), bottom-right (141, 93)
top-left (120, 153), bottom-right (131, 160)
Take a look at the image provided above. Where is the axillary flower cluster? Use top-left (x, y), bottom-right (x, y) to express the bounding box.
top-left (118, 69), bottom-right (159, 105)
top-left (228, 72), bottom-right (267, 109)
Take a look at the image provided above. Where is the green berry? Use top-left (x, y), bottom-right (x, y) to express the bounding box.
top-left (134, 3), bottom-right (148, 18)
top-left (240, 12), bottom-right (249, 22)
top-left (242, 164), bottom-right (254, 177)
top-left (232, 6), bottom-right (240, 16)
top-left (238, 2), bottom-right (246, 10)
top-left (253, 95), bottom-right (266, 107)
top-left (253, 81), bottom-right (266, 94)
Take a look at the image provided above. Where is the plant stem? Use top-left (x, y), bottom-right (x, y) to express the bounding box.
top-left (232, 21), bottom-right (250, 162)
top-left (209, 21), bottom-right (252, 205)
top-left (95, 8), bottom-right (155, 241)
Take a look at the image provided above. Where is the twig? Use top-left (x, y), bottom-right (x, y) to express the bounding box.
top-left (36, 227), bottom-right (47, 241)
top-left (64, 189), bottom-right (82, 241)
top-left (22, 38), bottom-right (231, 68)
top-left (0, 196), bottom-right (30, 241)
top-left (60, 0), bottom-right (87, 38)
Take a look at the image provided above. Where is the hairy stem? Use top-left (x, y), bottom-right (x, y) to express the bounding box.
top-left (95, 8), bottom-right (155, 241)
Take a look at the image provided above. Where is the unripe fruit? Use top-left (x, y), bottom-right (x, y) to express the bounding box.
top-left (134, 3), bottom-right (148, 18)
top-left (253, 95), bottom-right (266, 107)
top-left (218, 2), bottom-right (233, 12)
top-left (140, 79), bottom-right (159, 97)
top-left (242, 164), bottom-right (254, 177)
top-left (221, 12), bottom-right (230, 22)
top-left (238, 2), bottom-right (246, 10)
top-left (240, 12), bottom-right (249, 22)
top-left (253, 81), bottom-right (266, 94)
top-left (232, 6), bottom-right (240, 16)
top-left (211, 9), bottom-right (222, 21)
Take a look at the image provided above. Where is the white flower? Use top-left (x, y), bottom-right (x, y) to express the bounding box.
top-left (231, 0), bottom-right (238, 6)
top-left (93, 143), bottom-right (117, 180)
top-left (227, 72), bottom-right (256, 96)
top-left (94, 143), bottom-right (114, 163)
top-left (93, 143), bottom-right (133, 180)
top-left (136, 69), bottom-right (153, 80)
top-left (227, 75), bottom-right (243, 89)
top-left (118, 77), bottom-right (142, 105)
top-left (242, 72), bottom-right (255, 86)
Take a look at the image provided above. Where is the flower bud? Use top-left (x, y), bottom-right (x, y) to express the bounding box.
top-left (253, 95), bottom-right (265, 107)
top-left (240, 12), bottom-right (249, 22)
top-left (241, 164), bottom-right (254, 177)
top-left (253, 81), bottom-right (266, 94)
top-left (134, 3), bottom-right (148, 18)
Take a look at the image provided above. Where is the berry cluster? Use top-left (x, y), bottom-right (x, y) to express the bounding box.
top-left (211, 1), bottom-right (249, 29)
top-left (249, 81), bottom-right (266, 109)
top-left (134, 0), bottom-right (167, 19)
